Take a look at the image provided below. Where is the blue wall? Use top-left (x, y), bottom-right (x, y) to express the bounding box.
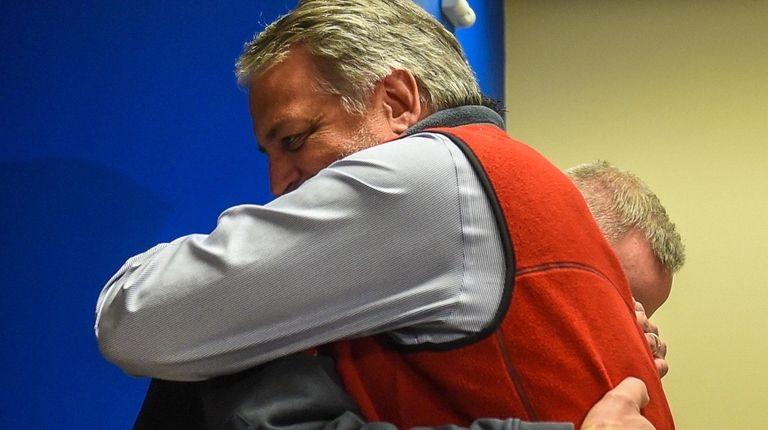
top-left (0, 1), bottom-right (501, 428)
top-left (417, 0), bottom-right (505, 103)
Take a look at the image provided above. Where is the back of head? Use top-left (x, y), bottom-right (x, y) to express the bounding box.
top-left (236, 0), bottom-right (482, 114)
top-left (567, 161), bottom-right (686, 274)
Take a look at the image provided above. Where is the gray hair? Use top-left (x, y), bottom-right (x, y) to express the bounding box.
top-left (566, 161), bottom-right (686, 274)
top-left (235, 0), bottom-right (482, 114)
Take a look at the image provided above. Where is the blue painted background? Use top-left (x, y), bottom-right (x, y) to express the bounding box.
top-left (0, 1), bottom-right (502, 428)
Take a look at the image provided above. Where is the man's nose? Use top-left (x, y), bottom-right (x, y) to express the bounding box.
top-left (269, 158), bottom-right (301, 196)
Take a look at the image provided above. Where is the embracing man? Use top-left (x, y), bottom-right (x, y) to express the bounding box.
top-left (96, 1), bottom-right (676, 429)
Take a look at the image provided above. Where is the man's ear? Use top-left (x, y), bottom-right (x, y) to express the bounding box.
top-left (375, 69), bottom-right (423, 135)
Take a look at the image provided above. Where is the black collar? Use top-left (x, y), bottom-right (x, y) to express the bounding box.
top-left (403, 105), bottom-right (505, 136)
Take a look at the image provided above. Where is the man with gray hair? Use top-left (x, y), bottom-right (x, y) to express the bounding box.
top-left (567, 161), bottom-right (686, 378)
top-left (98, 1), bottom-right (672, 429)
top-left (567, 161), bottom-right (686, 317)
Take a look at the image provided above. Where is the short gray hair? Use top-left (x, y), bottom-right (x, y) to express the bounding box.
top-left (566, 161), bottom-right (686, 273)
top-left (235, 0), bottom-right (482, 114)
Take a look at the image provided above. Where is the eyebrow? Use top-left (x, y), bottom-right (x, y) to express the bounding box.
top-left (265, 119), bottom-right (288, 144)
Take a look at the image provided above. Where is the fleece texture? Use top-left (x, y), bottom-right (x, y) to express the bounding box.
top-left (333, 123), bottom-right (674, 429)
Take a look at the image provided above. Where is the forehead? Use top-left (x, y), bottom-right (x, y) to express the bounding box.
top-left (247, 48), bottom-right (327, 139)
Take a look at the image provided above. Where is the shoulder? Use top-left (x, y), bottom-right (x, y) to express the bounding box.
top-left (349, 131), bottom-right (457, 164)
top-left (323, 132), bottom-right (463, 192)
top-left (274, 131), bottom-right (468, 218)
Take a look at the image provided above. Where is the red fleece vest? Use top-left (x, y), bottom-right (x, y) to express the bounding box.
top-left (332, 124), bottom-right (674, 429)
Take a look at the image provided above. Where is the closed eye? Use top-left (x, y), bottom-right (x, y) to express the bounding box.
top-left (281, 121), bottom-right (319, 152)
top-left (282, 130), bottom-right (310, 151)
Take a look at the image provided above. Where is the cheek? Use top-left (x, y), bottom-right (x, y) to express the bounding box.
top-left (297, 138), bottom-right (346, 175)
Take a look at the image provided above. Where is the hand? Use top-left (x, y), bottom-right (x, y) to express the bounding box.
top-left (581, 377), bottom-right (655, 430)
top-left (635, 300), bottom-right (668, 378)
